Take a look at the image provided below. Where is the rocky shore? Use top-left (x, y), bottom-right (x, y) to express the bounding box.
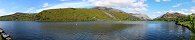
top-left (0, 28), bottom-right (11, 40)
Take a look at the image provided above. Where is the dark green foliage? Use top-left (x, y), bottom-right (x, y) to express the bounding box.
top-left (186, 15), bottom-right (195, 33)
top-left (176, 15), bottom-right (195, 40)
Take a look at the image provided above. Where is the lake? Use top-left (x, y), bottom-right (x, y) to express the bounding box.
top-left (0, 21), bottom-right (192, 40)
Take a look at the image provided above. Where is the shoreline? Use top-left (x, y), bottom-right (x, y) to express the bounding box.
top-left (175, 22), bottom-right (190, 28)
top-left (0, 28), bottom-right (11, 40)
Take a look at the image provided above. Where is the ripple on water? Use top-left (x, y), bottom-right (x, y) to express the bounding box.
top-left (0, 21), bottom-right (192, 40)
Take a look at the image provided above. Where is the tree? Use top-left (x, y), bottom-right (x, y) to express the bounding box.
top-left (188, 15), bottom-right (195, 33)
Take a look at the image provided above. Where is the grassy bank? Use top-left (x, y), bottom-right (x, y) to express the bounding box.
top-left (177, 21), bottom-right (195, 40)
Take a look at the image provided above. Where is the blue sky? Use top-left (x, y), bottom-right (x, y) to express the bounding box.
top-left (0, 0), bottom-right (195, 18)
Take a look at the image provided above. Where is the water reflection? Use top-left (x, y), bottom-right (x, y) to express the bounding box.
top-left (39, 22), bottom-right (132, 40)
top-left (0, 21), bottom-right (192, 40)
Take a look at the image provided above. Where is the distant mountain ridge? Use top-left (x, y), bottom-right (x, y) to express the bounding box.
top-left (0, 12), bottom-right (36, 21)
top-left (160, 12), bottom-right (185, 18)
top-left (92, 6), bottom-right (151, 21)
top-left (153, 12), bottom-right (186, 21)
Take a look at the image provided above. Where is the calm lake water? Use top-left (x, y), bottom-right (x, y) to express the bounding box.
top-left (0, 21), bottom-right (192, 40)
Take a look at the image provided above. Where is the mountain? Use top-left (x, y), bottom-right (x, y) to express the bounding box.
top-left (92, 7), bottom-right (149, 20)
top-left (35, 8), bottom-right (115, 21)
top-left (131, 14), bottom-right (151, 21)
top-left (160, 12), bottom-right (185, 18)
top-left (92, 7), bottom-right (151, 21)
top-left (92, 6), bottom-right (125, 13)
top-left (0, 12), bottom-right (36, 21)
top-left (36, 8), bottom-right (142, 21)
top-left (0, 7), bottom-right (142, 21)
top-left (153, 12), bottom-right (186, 21)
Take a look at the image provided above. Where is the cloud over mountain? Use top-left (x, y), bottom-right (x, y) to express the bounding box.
top-left (84, 0), bottom-right (148, 13)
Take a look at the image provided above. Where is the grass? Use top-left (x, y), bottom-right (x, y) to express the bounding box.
top-left (179, 21), bottom-right (191, 26)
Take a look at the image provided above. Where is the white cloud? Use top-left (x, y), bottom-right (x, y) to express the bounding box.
top-left (0, 9), bottom-right (6, 16)
top-left (152, 7), bottom-right (195, 18)
top-left (181, 9), bottom-right (188, 11)
top-left (172, 3), bottom-right (182, 8)
top-left (177, 7), bottom-right (195, 14)
top-left (129, 7), bottom-right (147, 13)
top-left (154, 11), bottom-right (164, 14)
top-left (191, 10), bottom-right (195, 13)
top-left (155, 0), bottom-right (160, 2)
top-left (60, 0), bottom-right (67, 1)
top-left (151, 11), bottom-right (166, 18)
top-left (151, 9), bottom-right (190, 19)
top-left (86, 0), bottom-right (147, 7)
top-left (153, 8), bottom-right (193, 18)
top-left (37, 0), bottom-right (148, 13)
top-left (25, 7), bottom-right (35, 13)
top-left (85, 0), bottom-right (148, 13)
top-left (162, 0), bottom-right (171, 2)
top-left (36, 2), bottom-right (92, 12)
top-left (0, 9), bottom-right (14, 16)
top-left (43, 3), bottom-right (49, 7)
top-left (172, 2), bottom-right (191, 8)
top-left (155, 0), bottom-right (171, 2)
top-left (0, 9), bottom-right (5, 12)
top-left (191, 7), bottom-right (195, 13)
top-left (193, 0), bottom-right (195, 2)
top-left (165, 9), bottom-right (192, 15)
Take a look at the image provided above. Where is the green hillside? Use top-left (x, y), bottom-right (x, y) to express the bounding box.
top-left (0, 13), bottom-right (36, 21)
top-left (35, 8), bottom-right (114, 21)
top-left (35, 8), bottom-right (141, 21)
top-left (0, 8), bottom-right (141, 22)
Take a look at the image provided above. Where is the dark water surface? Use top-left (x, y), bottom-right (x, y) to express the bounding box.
top-left (0, 21), bottom-right (192, 40)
